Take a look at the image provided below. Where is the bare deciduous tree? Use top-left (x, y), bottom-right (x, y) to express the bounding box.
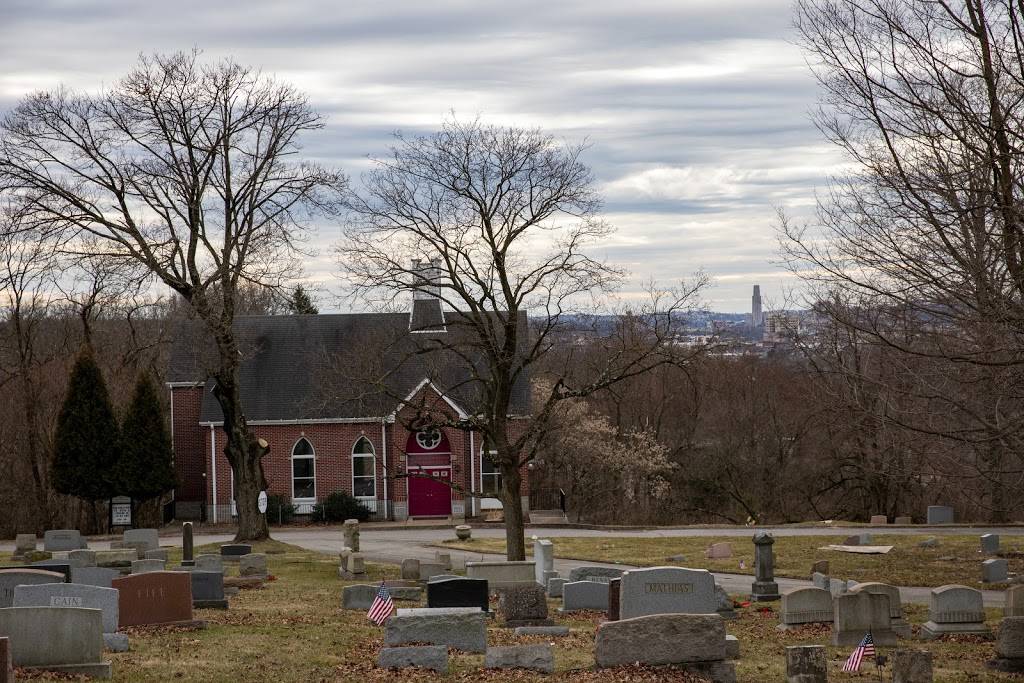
top-left (0, 51), bottom-right (346, 539)
top-left (338, 119), bottom-right (705, 559)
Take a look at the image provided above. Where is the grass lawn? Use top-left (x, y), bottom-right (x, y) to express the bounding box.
top-left (440, 534), bottom-right (1024, 588)
top-left (0, 540), bottom-right (1016, 681)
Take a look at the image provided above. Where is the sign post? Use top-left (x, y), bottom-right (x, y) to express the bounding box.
top-left (258, 490), bottom-right (268, 514)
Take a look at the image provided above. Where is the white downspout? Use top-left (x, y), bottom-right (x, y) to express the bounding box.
top-left (469, 430), bottom-right (475, 519)
top-left (381, 419), bottom-right (389, 520)
top-left (210, 425), bottom-right (218, 524)
top-left (169, 389), bottom-right (175, 505)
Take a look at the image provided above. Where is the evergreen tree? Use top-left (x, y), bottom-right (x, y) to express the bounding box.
top-left (52, 350), bottom-right (122, 500)
top-left (119, 373), bottom-right (177, 500)
top-left (287, 284), bottom-right (318, 314)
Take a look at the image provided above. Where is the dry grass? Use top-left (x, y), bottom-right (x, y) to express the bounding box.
top-left (440, 534), bottom-right (1024, 588)
top-left (0, 540), bottom-right (1016, 681)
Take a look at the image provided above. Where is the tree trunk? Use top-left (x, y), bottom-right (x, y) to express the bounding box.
top-left (499, 463), bottom-right (525, 560)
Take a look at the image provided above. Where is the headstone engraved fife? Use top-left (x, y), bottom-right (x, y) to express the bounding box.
top-left (111, 571), bottom-right (203, 628)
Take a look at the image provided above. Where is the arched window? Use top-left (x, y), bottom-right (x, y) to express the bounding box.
top-left (291, 438), bottom-right (316, 502)
top-left (352, 437), bottom-right (376, 498)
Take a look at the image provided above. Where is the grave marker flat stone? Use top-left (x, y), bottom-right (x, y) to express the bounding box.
top-left (849, 582), bottom-right (910, 637)
top-left (426, 577), bottom-right (488, 612)
top-left (926, 505), bottom-right (954, 524)
top-left (384, 608), bottom-right (487, 652)
top-left (1007, 586), bottom-right (1024, 618)
top-left (378, 645), bottom-right (447, 672)
top-left (786, 645), bottom-right (827, 683)
top-left (620, 566), bottom-right (718, 620)
top-left (832, 591), bottom-right (896, 646)
top-left (465, 560), bottom-right (536, 590)
top-left (95, 549), bottom-right (136, 568)
top-left (42, 530), bottom-right (85, 552)
top-left (514, 625), bottom-right (569, 637)
top-left (562, 581), bottom-right (610, 612)
top-left (921, 585), bottom-right (991, 639)
top-left (131, 559), bottom-right (166, 574)
top-left (498, 583), bottom-right (550, 626)
top-left (779, 587), bottom-right (833, 628)
top-left (112, 571), bottom-right (196, 627)
top-left (892, 649), bottom-right (933, 682)
top-left (239, 554), bottom-right (268, 578)
top-left (71, 567), bottom-right (119, 589)
top-left (123, 529), bottom-right (159, 552)
top-left (220, 544), bottom-right (251, 560)
top-left (485, 644), bottom-right (554, 673)
top-left (981, 534), bottom-right (1000, 555)
top-left (0, 606), bottom-right (110, 678)
top-left (189, 571), bottom-right (227, 609)
top-left (567, 566), bottom-right (623, 584)
top-left (983, 558), bottom-right (1008, 583)
top-left (533, 539), bottom-right (553, 585)
top-left (0, 569), bottom-right (66, 607)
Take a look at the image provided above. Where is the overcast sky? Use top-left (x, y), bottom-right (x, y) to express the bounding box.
top-left (0, 0), bottom-right (843, 313)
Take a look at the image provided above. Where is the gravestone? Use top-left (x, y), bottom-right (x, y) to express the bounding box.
top-left (190, 571), bottom-right (227, 609)
top-left (485, 644), bottom-right (555, 674)
top-left (182, 522), bottom-right (194, 566)
top-left (378, 645), bottom-right (447, 672)
top-left (842, 534), bottom-right (861, 546)
top-left (426, 577), bottom-right (489, 612)
top-left (981, 534), bottom-right (1000, 555)
top-left (12, 582), bottom-right (126, 651)
top-left (832, 591), bottom-right (897, 646)
top-left (0, 606), bottom-right (110, 678)
top-left (894, 515), bottom-right (913, 525)
top-left (893, 649), bottom-right (934, 682)
top-left (220, 544), bottom-right (251, 561)
top-left (567, 566), bottom-right (624, 584)
top-left (498, 583), bottom-right (550, 627)
top-left (465, 561), bottom-right (536, 589)
top-left (123, 528), bottom-right (159, 553)
top-left (145, 549), bottom-right (169, 563)
top-left (547, 577), bottom-right (566, 598)
top-left (870, 515), bottom-right (887, 525)
top-left (515, 625), bottom-right (569, 637)
top-left (779, 587), bottom-right (833, 628)
top-left (342, 584), bottom-right (379, 610)
top-left (751, 532), bottom-right (780, 601)
top-left (562, 581), bottom-right (610, 612)
top-left (920, 585), bottom-right (991, 639)
top-left (23, 561), bottom-right (72, 581)
top-left (239, 554), bottom-right (268, 578)
top-left (347, 553), bottom-right (365, 575)
top-left (42, 530), bottom-right (85, 552)
top-left (786, 645), bottom-right (827, 683)
top-left (989, 616), bottom-right (1024, 673)
top-left (926, 505), bottom-right (954, 524)
top-left (811, 572), bottom-right (829, 590)
top-left (594, 613), bottom-right (735, 682)
top-left (0, 569), bottom-right (65, 607)
top-left (705, 542), bottom-right (732, 559)
top-left (983, 558), bottom-right (1009, 583)
top-left (810, 560), bottom-right (829, 577)
top-left (95, 549), bottom-right (135, 568)
top-left (71, 567), bottom-right (120, 589)
top-left (131, 559), bottom-right (166, 574)
top-left (343, 519), bottom-right (360, 552)
top-left (850, 582), bottom-right (910, 637)
top-left (418, 562), bottom-right (447, 581)
top-left (68, 550), bottom-right (97, 568)
top-left (0, 636), bottom-right (9, 683)
top-left (112, 571), bottom-right (197, 627)
top-left (385, 608), bottom-right (487, 652)
top-left (716, 584), bottom-right (736, 620)
top-left (619, 566), bottom-right (718, 619)
top-left (434, 551), bottom-right (451, 571)
top-left (121, 541), bottom-right (149, 560)
top-left (1007, 586), bottom-right (1024, 618)
top-left (608, 578), bottom-right (621, 621)
top-left (533, 539), bottom-right (553, 585)
top-left (13, 535), bottom-right (36, 558)
top-left (195, 554), bottom-right (224, 572)
top-left (400, 559), bottom-right (420, 580)
top-left (427, 575), bottom-right (461, 583)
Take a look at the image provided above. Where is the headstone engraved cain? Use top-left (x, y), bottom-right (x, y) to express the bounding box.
top-left (50, 596), bottom-right (83, 607)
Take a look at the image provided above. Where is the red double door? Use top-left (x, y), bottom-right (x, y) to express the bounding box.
top-left (408, 467), bottom-right (452, 517)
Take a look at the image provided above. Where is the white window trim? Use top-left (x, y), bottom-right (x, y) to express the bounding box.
top-left (480, 446), bottom-right (502, 510)
top-left (291, 437), bottom-right (317, 504)
top-left (351, 437), bottom-right (377, 500)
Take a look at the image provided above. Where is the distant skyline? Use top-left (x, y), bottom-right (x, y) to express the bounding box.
top-left (0, 0), bottom-right (845, 313)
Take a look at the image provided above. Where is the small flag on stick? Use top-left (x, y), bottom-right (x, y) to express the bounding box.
top-left (367, 580), bottom-right (395, 625)
top-left (841, 632), bottom-right (876, 673)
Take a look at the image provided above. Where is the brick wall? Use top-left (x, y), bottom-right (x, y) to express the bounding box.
top-left (170, 386), bottom-right (205, 503)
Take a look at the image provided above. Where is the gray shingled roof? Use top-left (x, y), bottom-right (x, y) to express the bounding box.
top-left (168, 309), bottom-right (530, 424)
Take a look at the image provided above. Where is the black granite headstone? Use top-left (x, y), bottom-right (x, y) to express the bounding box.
top-left (426, 577), bottom-right (489, 612)
top-left (190, 570), bottom-right (227, 609)
top-left (220, 544), bottom-right (252, 557)
top-left (22, 562), bottom-right (72, 581)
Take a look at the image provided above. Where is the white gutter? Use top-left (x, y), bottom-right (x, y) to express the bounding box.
top-left (166, 381), bottom-right (205, 388)
top-left (381, 419), bottom-right (389, 521)
top-left (210, 425), bottom-right (218, 524)
top-left (199, 416), bottom-right (382, 427)
top-left (469, 430), bottom-right (475, 519)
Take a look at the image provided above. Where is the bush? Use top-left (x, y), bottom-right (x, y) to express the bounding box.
top-left (266, 494), bottom-right (296, 525)
top-left (312, 491), bottom-right (371, 523)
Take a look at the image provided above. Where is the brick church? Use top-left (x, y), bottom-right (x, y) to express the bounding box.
top-left (167, 283), bottom-right (530, 522)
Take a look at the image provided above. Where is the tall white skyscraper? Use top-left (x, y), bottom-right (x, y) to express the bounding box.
top-left (751, 285), bottom-right (763, 328)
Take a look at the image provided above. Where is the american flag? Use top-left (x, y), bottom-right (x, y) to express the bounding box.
top-left (367, 581), bottom-right (395, 625)
top-left (841, 632), bottom-right (876, 672)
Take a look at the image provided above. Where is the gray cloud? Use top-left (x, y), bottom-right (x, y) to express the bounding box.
top-left (0, 0), bottom-right (841, 312)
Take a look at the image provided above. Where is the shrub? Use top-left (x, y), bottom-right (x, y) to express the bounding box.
top-left (312, 491), bottom-right (371, 522)
top-left (266, 494), bottom-right (296, 525)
